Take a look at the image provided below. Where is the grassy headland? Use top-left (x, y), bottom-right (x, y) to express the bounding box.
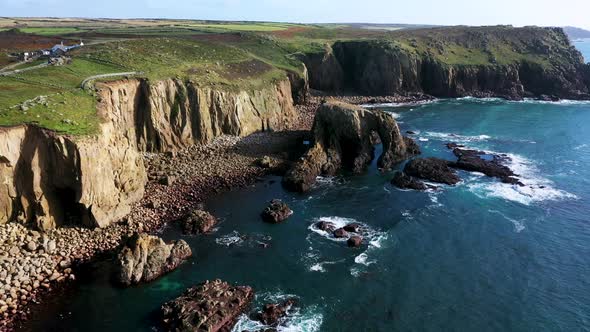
top-left (0, 19), bottom-right (585, 135)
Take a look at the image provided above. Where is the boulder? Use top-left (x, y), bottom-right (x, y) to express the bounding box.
top-left (256, 155), bottom-right (273, 169)
top-left (254, 298), bottom-right (298, 326)
top-left (261, 199), bottom-right (293, 224)
top-left (333, 228), bottom-right (349, 238)
top-left (347, 236), bottom-right (363, 247)
top-left (182, 210), bottom-right (218, 234)
top-left (404, 157), bottom-right (460, 185)
top-left (283, 101), bottom-right (420, 192)
top-left (161, 279), bottom-right (253, 332)
top-left (315, 221), bottom-right (336, 232)
top-left (343, 223), bottom-right (362, 233)
top-left (116, 233), bottom-right (192, 286)
top-left (25, 241), bottom-right (37, 252)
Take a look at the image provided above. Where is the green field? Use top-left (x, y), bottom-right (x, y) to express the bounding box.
top-left (186, 23), bottom-right (294, 32)
top-left (0, 34), bottom-right (303, 135)
top-left (18, 27), bottom-right (83, 36)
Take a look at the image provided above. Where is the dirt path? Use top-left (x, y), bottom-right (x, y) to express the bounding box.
top-left (0, 62), bottom-right (49, 76)
top-left (80, 71), bottom-right (143, 88)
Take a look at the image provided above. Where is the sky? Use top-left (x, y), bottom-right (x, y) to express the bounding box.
top-left (1, 0), bottom-right (589, 30)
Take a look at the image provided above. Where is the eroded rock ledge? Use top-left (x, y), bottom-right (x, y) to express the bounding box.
top-left (283, 100), bottom-right (419, 192)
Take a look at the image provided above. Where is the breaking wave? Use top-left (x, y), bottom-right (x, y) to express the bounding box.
top-left (466, 152), bottom-right (578, 205)
top-left (232, 292), bottom-right (323, 332)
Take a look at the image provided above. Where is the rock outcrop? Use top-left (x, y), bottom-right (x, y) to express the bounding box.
top-left (0, 77), bottom-right (299, 230)
top-left (448, 147), bottom-right (523, 185)
top-left (181, 210), bottom-right (218, 234)
top-left (253, 298), bottom-right (298, 327)
top-left (261, 199), bottom-right (293, 224)
top-left (404, 157), bottom-right (461, 185)
top-left (161, 279), bottom-right (254, 332)
top-left (116, 233), bottom-right (191, 286)
top-left (303, 27), bottom-right (590, 100)
top-left (391, 171), bottom-right (431, 190)
top-left (392, 147), bottom-right (525, 190)
top-left (283, 101), bottom-right (419, 192)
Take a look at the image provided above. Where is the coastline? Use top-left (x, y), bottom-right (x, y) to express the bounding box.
top-left (0, 91), bottom-right (568, 331)
top-left (0, 94), bottom-right (321, 331)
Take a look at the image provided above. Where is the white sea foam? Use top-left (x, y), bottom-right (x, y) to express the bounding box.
top-left (455, 96), bottom-right (590, 106)
top-left (517, 98), bottom-right (590, 106)
top-left (361, 99), bottom-right (438, 109)
top-left (418, 137), bottom-right (429, 142)
top-left (428, 193), bottom-right (444, 209)
top-left (308, 217), bottom-right (388, 276)
top-left (215, 231), bottom-right (243, 246)
top-left (354, 253), bottom-right (375, 266)
top-left (488, 209), bottom-right (525, 233)
top-left (423, 131), bottom-right (492, 143)
top-left (232, 292), bottom-right (323, 332)
top-left (215, 231), bottom-right (271, 247)
top-left (308, 216), bottom-right (358, 243)
top-left (466, 152), bottom-right (578, 205)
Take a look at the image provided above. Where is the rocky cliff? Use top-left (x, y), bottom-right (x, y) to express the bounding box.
top-left (303, 27), bottom-right (590, 100)
top-left (283, 100), bottom-right (419, 192)
top-left (0, 77), bottom-right (298, 230)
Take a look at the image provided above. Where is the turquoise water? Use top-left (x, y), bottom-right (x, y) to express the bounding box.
top-left (574, 39), bottom-right (590, 62)
top-left (21, 98), bottom-right (590, 331)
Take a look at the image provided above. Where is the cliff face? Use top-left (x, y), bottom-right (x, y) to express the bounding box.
top-left (304, 28), bottom-right (590, 100)
top-left (283, 100), bottom-right (419, 192)
top-left (0, 100), bottom-right (146, 231)
top-left (0, 77), bottom-right (298, 230)
top-left (112, 78), bottom-right (297, 153)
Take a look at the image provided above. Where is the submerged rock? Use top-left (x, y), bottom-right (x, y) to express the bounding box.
top-left (261, 199), bottom-right (293, 224)
top-left (116, 233), bottom-right (191, 286)
top-left (161, 279), bottom-right (253, 332)
top-left (182, 209), bottom-right (218, 234)
top-left (404, 157), bottom-right (460, 185)
top-left (283, 100), bottom-right (420, 192)
top-left (347, 236), bottom-right (363, 248)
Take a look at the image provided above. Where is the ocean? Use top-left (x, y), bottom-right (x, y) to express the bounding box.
top-left (21, 97), bottom-right (590, 331)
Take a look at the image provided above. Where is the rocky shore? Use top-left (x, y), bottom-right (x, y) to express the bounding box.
top-left (0, 98), bottom-right (318, 331)
top-left (0, 91), bottom-right (431, 331)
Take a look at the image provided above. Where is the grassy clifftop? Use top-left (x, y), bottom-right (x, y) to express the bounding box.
top-left (0, 34), bottom-right (302, 135)
top-left (388, 25), bottom-right (583, 67)
top-left (0, 21), bottom-right (586, 135)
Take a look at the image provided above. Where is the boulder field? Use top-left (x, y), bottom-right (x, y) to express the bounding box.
top-left (283, 100), bottom-right (420, 192)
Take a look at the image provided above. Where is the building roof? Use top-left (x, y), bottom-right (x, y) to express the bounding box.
top-left (51, 44), bottom-right (68, 53)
